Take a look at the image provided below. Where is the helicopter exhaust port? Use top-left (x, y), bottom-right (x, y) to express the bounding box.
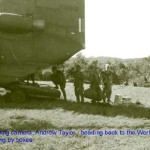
top-left (0, 13), bottom-right (45, 33)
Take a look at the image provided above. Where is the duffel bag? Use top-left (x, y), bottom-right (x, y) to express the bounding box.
top-left (83, 88), bottom-right (97, 100)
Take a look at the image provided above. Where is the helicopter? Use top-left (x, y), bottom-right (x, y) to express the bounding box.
top-left (0, 0), bottom-right (85, 101)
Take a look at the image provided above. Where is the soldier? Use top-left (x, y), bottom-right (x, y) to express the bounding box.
top-left (89, 65), bottom-right (103, 103)
top-left (144, 76), bottom-right (148, 83)
top-left (101, 64), bottom-right (112, 103)
top-left (73, 65), bottom-right (84, 103)
top-left (51, 66), bottom-right (67, 100)
top-left (27, 73), bottom-right (35, 85)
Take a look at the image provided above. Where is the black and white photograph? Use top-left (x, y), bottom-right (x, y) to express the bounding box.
top-left (0, 0), bottom-right (149, 149)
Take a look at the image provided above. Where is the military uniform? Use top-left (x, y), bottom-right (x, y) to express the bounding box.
top-left (73, 67), bottom-right (84, 103)
top-left (89, 69), bottom-right (103, 103)
top-left (51, 69), bottom-right (67, 100)
top-left (101, 70), bottom-right (112, 103)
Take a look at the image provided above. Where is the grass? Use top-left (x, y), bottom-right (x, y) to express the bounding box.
top-left (0, 106), bottom-right (149, 131)
top-left (0, 107), bottom-right (149, 150)
top-left (0, 82), bottom-right (150, 149)
top-left (10, 119), bottom-right (55, 131)
top-left (0, 98), bottom-right (149, 119)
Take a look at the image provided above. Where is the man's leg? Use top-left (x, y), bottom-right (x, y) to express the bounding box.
top-left (30, 74), bottom-right (35, 85)
top-left (102, 87), bottom-right (107, 103)
top-left (51, 78), bottom-right (58, 89)
top-left (60, 84), bottom-right (67, 100)
top-left (75, 86), bottom-right (80, 102)
top-left (106, 87), bottom-right (112, 103)
top-left (80, 94), bottom-right (84, 103)
top-left (79, 85), bottom-right (84, 103)
top-left (91, 84), bottom-right (96, 103)
top-left (93, 84), bottom-right (101, 103)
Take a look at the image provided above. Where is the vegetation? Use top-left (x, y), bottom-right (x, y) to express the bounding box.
top-left (34, 54), bottom-right (150, 86)
top-left (0, 98), bottom-right (150, 121)
top-left (0, 82), bottom-right (150, 149)
top-left (1, 82), bottom-right (150, 121)
top-left (0, 54), bottom-right (150, 149)
top-left (63, 53), bottom-right (150, 85)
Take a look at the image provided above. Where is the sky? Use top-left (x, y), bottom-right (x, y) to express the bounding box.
top-left (80, 0), bottom-right (150, 59)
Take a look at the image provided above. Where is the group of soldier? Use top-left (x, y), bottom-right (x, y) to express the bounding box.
top-left (51, 64), bottom-right (112, 104)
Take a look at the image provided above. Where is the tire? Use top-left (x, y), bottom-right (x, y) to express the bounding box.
top-left (4, 93), bottom-right (11, 103)
top-left (10, 90), bottom-right (26, 103)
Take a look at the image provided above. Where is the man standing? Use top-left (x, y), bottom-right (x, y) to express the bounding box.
top-left (89, 65), bottom-right (103, 103)
top-left (101, 64), bottom-right (112, 103)
top-left (73, 65), bottom-right (84, 103)
top-left (27, 73), bottom-right (35, 85)
top-left (51, 66), bottom-right (67, 100)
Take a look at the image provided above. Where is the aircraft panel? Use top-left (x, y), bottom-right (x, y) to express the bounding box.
top-left (0, 0), bottom-right (85, 86)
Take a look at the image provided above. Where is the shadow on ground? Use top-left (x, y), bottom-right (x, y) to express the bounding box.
top-left (0, 97), bottom-right (150, 119)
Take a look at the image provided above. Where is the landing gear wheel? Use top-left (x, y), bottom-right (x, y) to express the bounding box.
top-left (10, 90), bottom-right (26, 103)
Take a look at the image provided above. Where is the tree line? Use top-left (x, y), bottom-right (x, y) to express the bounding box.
top-left (63, 53), bottom-right (150, 86)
